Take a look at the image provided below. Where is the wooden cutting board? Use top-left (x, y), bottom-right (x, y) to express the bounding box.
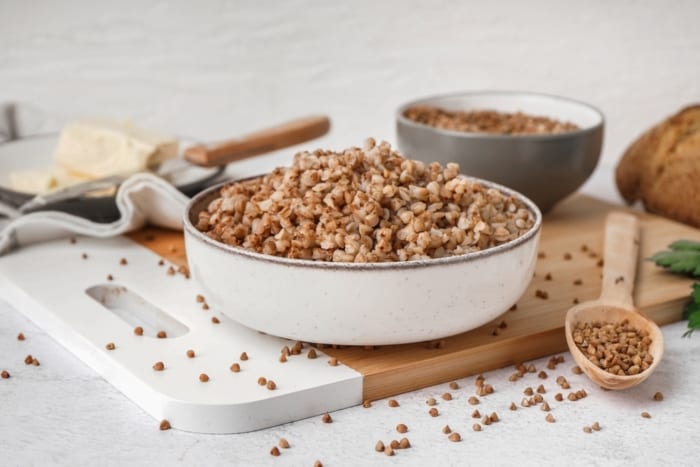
top-left (128, 194), bottom-right (700, 401)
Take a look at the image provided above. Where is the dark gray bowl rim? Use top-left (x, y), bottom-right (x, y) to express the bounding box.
top-left (184, 175), bottom-right (543, 271)
top-left (396, 90), bottom-right (605, 140)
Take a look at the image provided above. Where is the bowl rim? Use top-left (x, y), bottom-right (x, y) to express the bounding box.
top-left (396, 90), bottom-right (605, 140)
top-left (183, 175), bottom-right (543, 271)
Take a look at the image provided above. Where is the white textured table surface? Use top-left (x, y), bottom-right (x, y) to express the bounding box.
top-left (2, 301), bottom-right (699, 467)
top-left (2, 1), bottom-right (700, 465)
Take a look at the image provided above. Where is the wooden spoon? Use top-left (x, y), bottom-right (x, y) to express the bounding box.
top-left (564, 212), bottom-right (664, 390)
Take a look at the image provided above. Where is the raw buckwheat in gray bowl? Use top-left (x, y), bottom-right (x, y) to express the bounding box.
top-left (185, 139), bottom-right (542, 345)
top-left (396, 91), bottom-right (605, 212)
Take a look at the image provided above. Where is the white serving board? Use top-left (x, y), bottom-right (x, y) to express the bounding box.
top-left (0, 236), bottom-right (362, 433)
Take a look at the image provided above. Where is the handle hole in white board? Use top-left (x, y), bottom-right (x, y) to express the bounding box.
top-left (86, 284), bottom-right (189, 338)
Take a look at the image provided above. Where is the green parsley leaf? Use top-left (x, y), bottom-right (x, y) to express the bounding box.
top-left (683, 284), bottom-right (700, 337)
top-left (692, 282), bottom-right (700, 304)
top-left (683, 307), bottom-right (700, 337)
top-left (648, 250), bottom-right (700, 276)
top-left (683, 295), bottom-right (700, 321)
top-left (669, 240), bottom-right (700, 251)
top-left (649, 241), bottom-right (700, 337)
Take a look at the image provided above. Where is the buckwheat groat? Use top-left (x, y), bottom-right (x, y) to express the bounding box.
top-left (404, 106), bottom-right (579, 135)
top-left (197, 139), bottom-right (535, 263)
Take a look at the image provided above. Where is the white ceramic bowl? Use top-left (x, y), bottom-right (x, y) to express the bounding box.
top-left (184, 177), bottom-right (542, 345)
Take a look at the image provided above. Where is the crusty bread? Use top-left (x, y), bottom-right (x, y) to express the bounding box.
top-left (616, 105), bottom-right (700, 227)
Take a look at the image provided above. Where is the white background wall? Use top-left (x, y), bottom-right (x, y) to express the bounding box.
top-left (1, 0), bottom-right (699, 198)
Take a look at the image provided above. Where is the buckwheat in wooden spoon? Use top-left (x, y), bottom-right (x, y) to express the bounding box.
top-left (564, 212), bottom-right (664, 390)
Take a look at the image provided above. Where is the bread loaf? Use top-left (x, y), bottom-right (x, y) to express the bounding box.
top-left (616, 105), bottom-right (700, 227)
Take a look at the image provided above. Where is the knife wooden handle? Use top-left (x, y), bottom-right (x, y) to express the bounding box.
top-left (183, 115), bottom-right (331, 167)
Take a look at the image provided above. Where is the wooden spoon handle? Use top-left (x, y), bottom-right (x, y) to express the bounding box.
top-left (599, 212), bottom-right (640, 308)
top-left (183, 115), bottom-right (331, 167)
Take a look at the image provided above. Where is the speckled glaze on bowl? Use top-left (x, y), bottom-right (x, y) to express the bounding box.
top-left (396, 91), bottom-right (604, 212)
top-left (184, 178), bottom-right (542, 346)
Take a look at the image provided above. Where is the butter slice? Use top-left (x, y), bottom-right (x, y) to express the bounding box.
top-left (54, 119), bottom-right (179, 178)
top-left (9, 167), bottom-right (89, 194)
top-left (9, 169), bottom-right (59, 194)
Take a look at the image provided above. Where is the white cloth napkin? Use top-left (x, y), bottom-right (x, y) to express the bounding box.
top-left (0, 173), bottom-right (189, 255)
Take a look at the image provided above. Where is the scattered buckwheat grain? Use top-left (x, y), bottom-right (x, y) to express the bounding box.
top-left (535, 289), bottom-right (548, 299)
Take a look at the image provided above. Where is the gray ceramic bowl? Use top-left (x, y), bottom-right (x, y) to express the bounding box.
top-left (396, 91), bottom-right (604, 212)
